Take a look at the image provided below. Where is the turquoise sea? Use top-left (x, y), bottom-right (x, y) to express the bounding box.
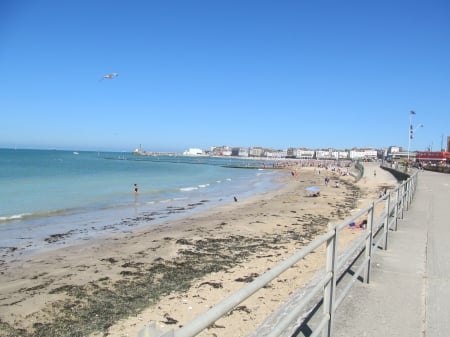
top-left (0, 148), bottom-right (281, 257)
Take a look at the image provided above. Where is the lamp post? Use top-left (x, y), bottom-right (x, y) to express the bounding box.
top-left (407, 110), bottom-right (423, 161)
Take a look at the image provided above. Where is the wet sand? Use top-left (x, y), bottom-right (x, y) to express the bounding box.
top-left (0, 163), bottom-right (397, 337)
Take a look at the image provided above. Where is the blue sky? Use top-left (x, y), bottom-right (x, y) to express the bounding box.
top-left (1, 0), bottom-right (449, 152)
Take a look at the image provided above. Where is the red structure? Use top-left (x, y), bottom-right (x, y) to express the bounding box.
top-left (415, 151), bottom-right (450, 164)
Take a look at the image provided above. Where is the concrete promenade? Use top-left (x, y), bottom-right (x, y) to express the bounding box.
top-left (333, 169), bottom-right (450, 337)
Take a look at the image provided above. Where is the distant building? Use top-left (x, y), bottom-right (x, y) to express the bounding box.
top-left (175, 144), bottom-right (416, 162)
top-left (264, 149), bottom-right (284, 158)
top-left (296, 149), bottom-right (315, 159)
top-left (384, 146), bottom-right (410, 162)
top-left (239, 148), bottom-right (249, 157)
top-left (286, 148), bottom-right (297, 158)
top-left (387, 146), bottom-right (401, 156)
top-left (336, 150), bottom-right (349, 160)
top-left (263, 149), bottom-right (274, 158)
top-left (249, 147), bottom-right (263, 157)
top-left (316, 149), bottom-right (335, 160)
top-left (183, 148), bottom-right (203, 156)
top-left (210, 146), bottom-right (232, 156)
top-left (349, 148), bottom-right (377, 160)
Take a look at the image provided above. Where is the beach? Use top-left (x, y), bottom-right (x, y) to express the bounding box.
top-left (0, 162), bottom-right (397, 337)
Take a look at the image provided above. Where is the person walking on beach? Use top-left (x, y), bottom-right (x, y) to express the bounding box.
top-left (134, 183), bottom-right (139, 195)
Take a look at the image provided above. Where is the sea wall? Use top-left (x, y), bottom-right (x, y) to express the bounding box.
top-left (380, 165), bottom-right (410, 181)
top-left (423, 165), bottom-right (450, 174)
top-left (350, 161), bottom-right (364, 182)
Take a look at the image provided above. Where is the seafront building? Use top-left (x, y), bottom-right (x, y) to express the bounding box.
top-left (134, 136), bottom-right (450, 167)
top-left (210, 146), bottom-right (379, 161)
top-left (182, 148), bottom-right (204, 156)
top-left (132, 145), bottom-right (385, 161)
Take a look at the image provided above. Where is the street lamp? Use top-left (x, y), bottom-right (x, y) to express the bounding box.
top-left (407, 110), bottom-right (424, 161)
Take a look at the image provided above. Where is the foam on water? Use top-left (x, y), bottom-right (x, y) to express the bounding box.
top-left (0, 149), bottom-right (283, 257)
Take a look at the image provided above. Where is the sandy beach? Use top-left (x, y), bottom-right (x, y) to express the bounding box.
top-left (0, 162), bottom-right (398, 337)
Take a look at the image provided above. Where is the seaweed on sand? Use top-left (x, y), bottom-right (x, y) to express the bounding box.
top-left (2, 233), bottom-right (317, 337)
top-left (2, 184), bottom-right (362, 337)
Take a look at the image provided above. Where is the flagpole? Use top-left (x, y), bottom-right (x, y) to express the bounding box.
top-left (408, 111), bottom-right (414, 161)
top-left (408, 110), bottom-right (416, 163)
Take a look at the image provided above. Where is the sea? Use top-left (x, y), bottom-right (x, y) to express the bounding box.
top-left (0, 148), bottom-right (283, 258)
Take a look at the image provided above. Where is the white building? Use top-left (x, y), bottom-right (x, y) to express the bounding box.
top-left (336, 151), bottom-right (349, 160)
top-left (238, 148), bottom-right (249, 157)
top-left (265, 149), bottom-right (286, 158)
top-left (387, 146), bottom-right (401, 155)
top-left (210, 146), bottom-right (232, 156)
top-left (296, 149), bottom-right (315, 159)
top-left (249, 147), bottom-right (264, 157)
top-left (349, 149), bottom-right (377, 160)
top-left (315, 149), bottom-right (335, 160)
top-left (183, 148), bottom-right (203, 156)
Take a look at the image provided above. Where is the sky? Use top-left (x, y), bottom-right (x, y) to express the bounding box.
top-left (1, 0), bottom-right (449, 153)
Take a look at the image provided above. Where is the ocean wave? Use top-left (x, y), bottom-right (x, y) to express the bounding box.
top-left (0, 209), bottom-right (68, 223)
top-left (0, 213), bottom-right (32, 223)
top-left (180, 187), bottom-right (199, 192)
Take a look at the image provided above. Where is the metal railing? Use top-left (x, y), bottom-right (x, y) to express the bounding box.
top-left (139, 171), bottom-right (419, 337)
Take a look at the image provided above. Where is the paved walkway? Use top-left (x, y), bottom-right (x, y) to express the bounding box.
top-left (333, 169), bottom-right (450, 337)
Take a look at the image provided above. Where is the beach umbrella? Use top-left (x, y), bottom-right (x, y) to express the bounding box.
top-left (305, 186), bottom-right (320, 193)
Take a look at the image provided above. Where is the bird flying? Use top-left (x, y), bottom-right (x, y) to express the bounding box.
top-left (100, 73), bottom-right (119, 81)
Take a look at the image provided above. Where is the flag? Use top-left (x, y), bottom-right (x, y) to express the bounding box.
top-left (410, 110), bottom-right (416, 115)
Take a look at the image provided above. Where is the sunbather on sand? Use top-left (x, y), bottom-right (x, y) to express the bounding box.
top-left (348, 219), bottom-right (367, 229)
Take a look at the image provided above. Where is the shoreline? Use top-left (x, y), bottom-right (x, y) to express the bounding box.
top-left (0, 168), bottom-right (281, 262)
top-left (0, 163), bottom-right (397, 337)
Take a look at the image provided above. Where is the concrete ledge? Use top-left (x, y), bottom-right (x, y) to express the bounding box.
top-left (380, 165), bottom-right (410, 181)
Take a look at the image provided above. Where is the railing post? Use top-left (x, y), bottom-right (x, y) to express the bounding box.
top-left (405, 180), bottom-right (409, 208)
top-left (409, 174), bottom-right (415, 202)
top-left (323, 224), bottom-right (338, 337)
top-left (410, 172), bottom-right (418, 201)
top-left (394, 186), bottom-right (400, 230)
top-left (383, 194), bottom-right (390, 250)
top-left (402, 181), bottom-right (407, 212)
top-left (405, 179), bottom-right (411, 210)
top-left (364, 204), bottom-right (375, 283)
